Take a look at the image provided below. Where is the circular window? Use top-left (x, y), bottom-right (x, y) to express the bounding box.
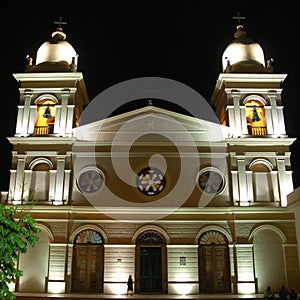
top-left (198, 169), bottom-right (224, 195)
top-left (136, 167), bottom-right (166, 196)
top-left (77, 168), bottom-right (104, 194)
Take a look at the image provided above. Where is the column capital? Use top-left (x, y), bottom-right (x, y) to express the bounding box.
top-left (231, 89), bottom-right (241, 97)
top-left (24, 89), bottom-right (33, 97)
top-left (267, 90), bottom-right (277, 97)
top-left (61, 89), bottom-right (71, 96)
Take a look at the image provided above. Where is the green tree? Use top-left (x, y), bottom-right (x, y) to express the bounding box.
top-left (0, 203), bottom-right (40, 300)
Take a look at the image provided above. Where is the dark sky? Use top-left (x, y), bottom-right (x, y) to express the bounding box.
top-left (1, 3), bottom-right (300, 191)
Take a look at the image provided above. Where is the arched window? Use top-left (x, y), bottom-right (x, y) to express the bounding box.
top-left (250, 160), bottom-right (275, 203)
top-left (199, 230), bottom-right (228, 245)
top-left (34, 98), bottom-right (56, 135)
top-left (74, 229), bottom-right (103, 244)
top-left (29, 158), bottom-right (53, 202)
top-left (136, 230), bottom-right (166, 245)
top-left (245, 99), bottom-right (266, 136)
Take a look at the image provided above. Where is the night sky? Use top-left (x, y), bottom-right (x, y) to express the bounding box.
top-left (1, 3), bottom-right (300, 191)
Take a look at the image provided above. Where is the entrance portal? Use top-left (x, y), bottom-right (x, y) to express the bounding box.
top-left (135, 230), bottom-right (167, 293)
top-left (140, 247), bottom-right (162, 292)
top-left (71, 229), bottom-right (104, 293)
top-left (198, 230), bottom-right (231, 293)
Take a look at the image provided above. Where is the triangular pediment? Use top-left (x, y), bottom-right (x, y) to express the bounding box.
top-left (73, 105), bottom-right (230, 142)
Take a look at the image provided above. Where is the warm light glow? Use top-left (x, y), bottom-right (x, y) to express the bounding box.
top-left (172, 283), bottom-right (194, 295)
top-left (105, 283), bottom-right (128, 295)
top-left (172, 270), bottom-right (194, 281)
top-left (238, 282), bottom-right (256, 294)
top-left (11, 199), bottom-right (21, 205)
top-left (111, 265), bottom-right (126, 281)
top-left (47, 281), bottom-right (66, 293)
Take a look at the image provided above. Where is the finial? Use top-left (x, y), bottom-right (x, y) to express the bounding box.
top-left (70, 57), bottom-right (77, 72)
top-left (224, 58), bottom-right (232, 73)
top-left (26, 54), bottom-right (32, 66)
top-left (148, 99), bottom-right (153, 106)
top-left (54, 17), bottom-right (67, 31)
top-left (25, 54), bottom-right (34, 72)
top-left (267, 58), bottom-right (274, 73)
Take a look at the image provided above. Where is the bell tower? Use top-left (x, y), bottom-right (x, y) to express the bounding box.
top-left (210, 15), bottom-right (295, 207)
top-left (7, 19), bottom-right (89, 205)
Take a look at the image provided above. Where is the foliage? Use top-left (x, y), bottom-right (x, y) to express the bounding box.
top-left (0, 202), bottom-right (41, 300)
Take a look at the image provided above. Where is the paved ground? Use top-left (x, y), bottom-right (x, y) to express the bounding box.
top-left (15, 292), bottom-right (264, 300)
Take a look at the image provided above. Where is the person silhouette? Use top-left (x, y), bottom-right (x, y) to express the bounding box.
top-left (127, 274), bottom-right (133, 296)
top-left (290, 289), bottom-right (298, 299)
top-left (278, 285), bottom-right (290, 300)
top-left (263, 286), bottom-right (274, 300)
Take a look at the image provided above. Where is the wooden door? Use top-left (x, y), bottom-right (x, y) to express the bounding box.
top-left (140, 247), bottom-right (162, 293)
top-left (199, 245), bottom-right (231, 293)
top-left (72, 244), bottom-right (103, 293)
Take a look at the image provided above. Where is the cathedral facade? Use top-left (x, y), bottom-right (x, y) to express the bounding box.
top-left (1, 20), bottom-right (300, 296)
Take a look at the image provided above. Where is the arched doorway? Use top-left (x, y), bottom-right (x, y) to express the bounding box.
top-left (18, 229), bottom-right (50, 292)
top-left (71, 229), bottom-right (104, 293)
top-left (252, 227), bottom-right (285, 292)
top-left (198, 230), bottom-right (231, 293)
top-left (135, 230), bottom-right (167, 294)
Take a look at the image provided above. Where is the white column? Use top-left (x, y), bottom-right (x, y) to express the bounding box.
top-left (270, 171), bottom-right (280, 203)
top-left (277, 106), bottom-right (286, 135)
top-left (231, 171), bottom-right (240, 205)
top-left (246, 171), bottom-right (254, 203)
top-left (28, 105), bottom-right (37, 135)
top-left (8, 170), bottom-right (17, 202)
top-left (227, 106), bottom-right (235, 133)
top-left (54, 105), bottom-right (61, 134)
top-left (21, 90), bottom-right (33, 136)
top-left (268, 91), bottom-right (280, 136)
top-left (49, 170), bottom-right (56, 203)
top-left (13, 156), bottom-right (26, 202)
top-left (23, 170), bottom-right (32, 201)
top-left (59, 90), bottom-right (70, 136)
top-left (277, 158), bottom-right (288, 206)
top-left (16, 106), bottom-right (24, 134)
top-left (63, 170), bottom-right (71, 203)
top-left (66, 105), bottom-right (75, 136)
top-left (54, 157), bottom-right (65, 205)
top-left (237, 159), bottom-right (248, 206)
top-left (264, 106), bottom-right (273, 135)
top-left (232, 91), bottom-right (242, 137)
top-left (240, 107), bottom-right (248, 135)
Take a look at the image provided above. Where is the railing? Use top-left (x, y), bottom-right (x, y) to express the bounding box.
top-left (247, 126), bottom-right (267, 136)
top-left (34, 125), bottom-right (54, 135)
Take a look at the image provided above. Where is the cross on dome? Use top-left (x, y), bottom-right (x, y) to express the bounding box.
top-left (232, 12), bottom-right (246, 24)
top-left (54, 17), bottom-right (67, 30)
